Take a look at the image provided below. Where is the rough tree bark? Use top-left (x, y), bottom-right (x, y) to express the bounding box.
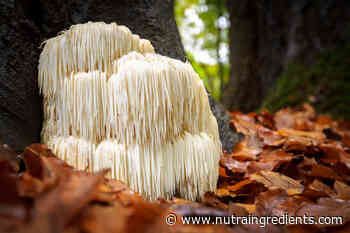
top-left (222, 0), bottom-right (350, 112)
top-left (0, 0), bottom-right (240, 152)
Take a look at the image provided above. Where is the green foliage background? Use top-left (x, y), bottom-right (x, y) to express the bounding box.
top-left (175, 0), bottom-right (229, 100)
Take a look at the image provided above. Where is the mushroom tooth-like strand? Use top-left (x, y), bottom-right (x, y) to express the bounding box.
top-left (47, 136), bottom-right (96, 172)
top-left (94, 140), bottom-right (128, 180)
top-left (38, 22), bottom-right (155, 98)
top-left (93, 132), bottom-right (220, 201)
top-left (107, 53), bottom-right (214, 145)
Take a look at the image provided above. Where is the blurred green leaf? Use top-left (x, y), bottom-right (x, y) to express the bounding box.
top-left (175, 0), bottom-right (229, 101)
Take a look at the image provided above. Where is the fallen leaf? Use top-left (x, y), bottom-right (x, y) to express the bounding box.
top-left (220, 153), bottom-right (250, 173)
top-left (232, 136), bottom-right (263, 161)
top-left (334, 181), bottom-right (350, 200)
top-left (250, 171), bottom-right (304, 195)
top-left (278, 128), bottom-right (325, 140)
top-left (234, 203), bottom-right (256, 214)
top-left (310, 164), bottom-right (340, 180)
top-left (254, 189), bottom-right (290, 216)
top-left (257, 126), bottom-right (286, 146)
top-left (230, 112), bottom-right (258, 136)
top-left (302, 179), bottom-right (335, 200)
top-left (215, 189), bottom-right (236, 198)
top-left (226, 179), bottom-right (253, 192)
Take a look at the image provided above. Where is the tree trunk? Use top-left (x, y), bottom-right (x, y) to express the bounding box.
top-left (222, 1), bottom-right (260, 112)
top-left (0, 0), bottom-right (239, 152)
top-left (222, 0), bottom-right (350, 112)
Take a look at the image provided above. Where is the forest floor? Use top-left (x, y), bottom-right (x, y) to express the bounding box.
top-left (1, 104), bottom-right (350, 233)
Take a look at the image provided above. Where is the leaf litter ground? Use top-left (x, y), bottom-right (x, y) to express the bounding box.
top-left (1, 104), bottom-right (350, 233)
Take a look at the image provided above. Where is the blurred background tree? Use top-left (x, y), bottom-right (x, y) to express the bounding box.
top-left (175, 0), bottom-right (350, 120)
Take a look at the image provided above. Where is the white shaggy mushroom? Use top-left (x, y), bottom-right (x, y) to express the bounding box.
top-left (39, 22), bottom-right (222, 201)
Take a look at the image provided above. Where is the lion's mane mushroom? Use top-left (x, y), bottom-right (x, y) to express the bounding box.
top-left (38, 22), bottom-right (221, 200)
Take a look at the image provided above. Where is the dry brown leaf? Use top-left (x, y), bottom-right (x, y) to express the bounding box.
top-left (230, 112), bottom-right (258, 136)
top-left (257, 126), bottom-right (286, 146)
top-left (220, 153), bottom-right (250, 173)
top-left (247, 160), bottom-right (281, 174)
top-left (342, 135), bottom-right (350, 148)
top-left (258, 149), bottom-right (294, 163)
top-left (250, 171), bottom-right (304, 195)
top-left (226, 179), bottom-right (253, 192)
top-left (274, 108), bottom-right (297, 130)
top-left (231, 136), bottom-right (263, 161)
top-left (218, 166), bottom-right (230, 178)
top-left (215, 189), bottom-right (236, 198)
top-left (278, 128), bottom-right (325, 140)
top-left (310, 164), bottom-right (340, 180)
top-left (283, 135), bottom-right (317, 153)
top-left (203, 192), bottom-right (228, 209)
top-left (256, 110), bottom-right (275, 129)
top-left (235, 203), bottom-right (256, 214)
top-left (334, 181), bottom-right (350, 200)
top-left (254, 189), bottom-right (290, 216)
top-left (309, 179), bottom-right (335, 196)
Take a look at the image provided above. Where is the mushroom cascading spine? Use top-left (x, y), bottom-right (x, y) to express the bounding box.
top-left (39, 22), bottom-right (221, 201)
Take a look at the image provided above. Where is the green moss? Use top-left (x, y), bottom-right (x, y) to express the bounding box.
top-left (262, 43), bottom-right (350, 120)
